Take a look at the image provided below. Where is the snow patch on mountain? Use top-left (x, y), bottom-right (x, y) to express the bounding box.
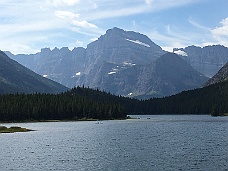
top-left (71, 72), bottom-right (81, 78)
top-left (174, 50), bottom-right (188, 56)
top-left (125, 39), bottom-right (150, 48)
top-left (76, 72), bottom-right (81, 76)
top-left (128, 93), bottom-right (133, 96)
top-left (108, 71), bottom-right (116, 75)
top-left (123, 61), bottom-right (136, 66)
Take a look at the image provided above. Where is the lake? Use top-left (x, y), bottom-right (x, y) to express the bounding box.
top-left (0, 115), bottom-right (228, 171)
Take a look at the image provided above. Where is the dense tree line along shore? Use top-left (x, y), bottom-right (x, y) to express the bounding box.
top-left (0, 81), bottom-right (228, 122)
top-left (0, 87), bottom-right (126, 122)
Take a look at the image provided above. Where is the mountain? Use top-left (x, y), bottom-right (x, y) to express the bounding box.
top-left (204, 62), bottom-right (228, 86)
top-left (0, 51), bottom-right (68, 94)
top-left (86, 53), bottom-right (208, 98)
top-left (6, 27), bottom-right (209, 98)
top-left (6, 27), bottom-right (165, 89)
top-left (173, 45), bottom-right (228, 77)
top-left (5, 47), bottom-right (86, 88)
top-left (84, 27), bottom-right (164, 72)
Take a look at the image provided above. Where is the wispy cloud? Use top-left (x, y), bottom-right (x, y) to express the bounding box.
top-left (188, 17), bottom-right (211, 31)
top-left (73, 20), bottom-right (98, 28)
top-left (54, 11), bottom-right (80, 19)
top-left (142, 21), bottom-right (215, 52)
top-left (0, 0), bottom-right (226, 54)
top-left (145, 0), bottom-right (153, 7)
top-left (49, 0), bottom-right (80, 6)
top-left (84, 0), bottom-right (200, 21)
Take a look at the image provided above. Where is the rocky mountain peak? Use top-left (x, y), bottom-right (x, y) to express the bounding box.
top-left (102, 27), bottom-right (161, 50)
top-left (82, 27), bottom-right (166, 80)
top-left (106, 27), bottom-right (125, 35)
top-left (41, 47), bottom-right (51, 54)
top-left (60, 47), bottom-right (70, 52)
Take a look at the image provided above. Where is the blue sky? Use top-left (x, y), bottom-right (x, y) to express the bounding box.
top-left (0, 0), bottom-right (227, 54)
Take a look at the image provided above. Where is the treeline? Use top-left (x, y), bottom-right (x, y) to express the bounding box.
top-left (67, 86), bottom-right (141, 114)
top-left (1, 80), bottom-right (228, 122)
top-left (0, 87), bottom-right (126, 121)
top-left (116, 80), bottom-right (228, 115)
top-left (140, 80), bottom-right (228, 115)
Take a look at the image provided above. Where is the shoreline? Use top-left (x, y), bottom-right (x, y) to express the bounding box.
top-left (0, 117), bottom-right (128, 124)
top-left (0, 126), bottom-right (34, 133)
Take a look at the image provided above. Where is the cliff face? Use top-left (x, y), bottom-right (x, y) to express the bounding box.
top-left (204, 62), bottom-right (228, 86)
top-left (87, 53), bottom-right (208, 99)
top-left (173, 45), bottom-right (228, 78)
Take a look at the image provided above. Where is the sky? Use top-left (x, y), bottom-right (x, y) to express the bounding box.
top-left (0, 0), bottom-right (227, 54)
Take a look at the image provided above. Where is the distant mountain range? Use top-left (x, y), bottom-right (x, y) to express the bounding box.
top-left (173, 45), bottom-right (228, 78)
top-left (6, 27), bottom-right (228, 98)
top-left (0, 51), bottom-right (68, 94)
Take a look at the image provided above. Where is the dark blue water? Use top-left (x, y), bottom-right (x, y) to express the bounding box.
top-left (1, 115), bottom-right (228, 171)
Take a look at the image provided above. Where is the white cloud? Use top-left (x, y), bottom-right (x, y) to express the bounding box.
top-left (202, 42), bottom-right (217, 47)
top-left (174, 50), bottom-right (188, 56)
top-left (84, 0), bottom-right (200, 21)
top-left (69, 40), bottom-right (83, 50)
top-left (144, 28), bottom-right (196, 52)
top-left (90, 37), bottom-right (98, 42)
top-left (84, 5), bottom-right (147, 21)
top-left (52, 0), bottom-right (80, 6)
top-left (54, 11), bottom-right (80, 19)
top-left (75, 40), bottom-right (83, 47)
top-left (0, 41), bottom-right (39, 54)
top-left (211, 17), bottom-right (228, 47)
top-left (158, 17), bottom-right (228, 51)
top-left (145, 0), bottom-right (153, 7)
top-left (90, 1), bottom-right (97, 9)
top-left (73, 20), bottom-right (98, 28)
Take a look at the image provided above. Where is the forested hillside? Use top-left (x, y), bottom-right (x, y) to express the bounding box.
top-left (1, 80), bottom-right (228, 122)
top-left (0, 87), bottom-right (126, 122)
top-left (142, 80), bottom-right (228, 115)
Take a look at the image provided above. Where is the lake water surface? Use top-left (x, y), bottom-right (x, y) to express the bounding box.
top-left (1, 115), bottom-right (228, 171)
